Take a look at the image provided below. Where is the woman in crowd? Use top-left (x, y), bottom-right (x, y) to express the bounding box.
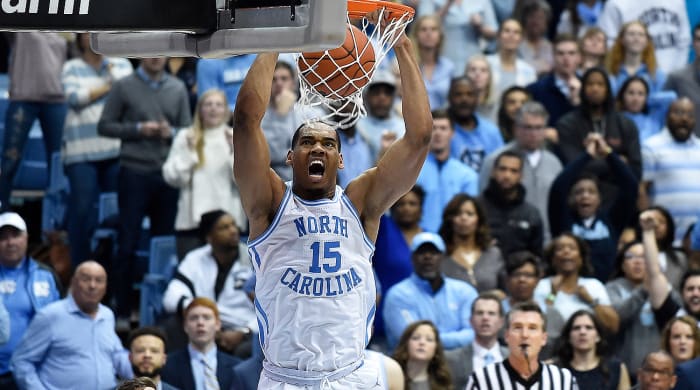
top-left (487, 19), bottom-right (537, 102)
top-left (556, 0), bottom-right (604, 38)
top-left (465, 55), bottom-right (497, 121)
top-left (660, 316), bottom-right (700, 364)
top-left (496, 86), bottom-right (531, 142)
top-left (548, 131), bottom-right (638, 282)
top-left (517, 0), bottom-right (553, 76)
top-left (438, 194), bottom-right (505, 293)
top-left (162, 89), bottom-right (246, 259)
top-left (410, 15), bottom-right (455, 110)
top-left (555, 67), bottom-right (642, 182)
top-left (373, 186), bottom-right (426, 341)
top-left (61, 32), bottom-right (133, 268)
top-left (616, 76), bottom-right (676, 141)
top-left (393, 320), bottom-right (453, 390)
top-left (555, 310), bottom-right (630, 389)
top-left (636, 206), bottom-right (688, 290)
top-left (417, 0), bottom-right (498, 74)
top-left (534, 233), bottom-right (619, 337)
top-left (605, 241), bottom-right (659, 375)
top-left (579, 27), bottom-right (607, 71)
top-left (607, 21), bottom-right (666, 95)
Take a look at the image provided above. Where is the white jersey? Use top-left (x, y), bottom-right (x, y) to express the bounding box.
top-left (249, 184), bottom-right (376, 372)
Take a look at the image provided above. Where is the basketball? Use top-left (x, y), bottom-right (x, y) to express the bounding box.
top-left (298, 24), bottom-right (376, 100)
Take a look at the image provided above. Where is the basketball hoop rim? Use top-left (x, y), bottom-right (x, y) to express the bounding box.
top-left (347, 0), bottom-right (415, 20)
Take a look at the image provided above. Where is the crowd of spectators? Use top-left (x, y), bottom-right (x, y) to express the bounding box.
top-left (2, 0), bottom-right (700, 388)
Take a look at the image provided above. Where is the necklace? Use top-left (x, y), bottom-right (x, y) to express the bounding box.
top-left (456, 249), bottom-right (479, 286)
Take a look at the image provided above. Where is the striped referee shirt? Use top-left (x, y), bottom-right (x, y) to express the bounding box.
top-left (466, 358), bottom-right (578, 390)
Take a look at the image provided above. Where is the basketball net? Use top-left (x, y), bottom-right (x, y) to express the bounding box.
top-left (296, 5), bottom-right (413, 129)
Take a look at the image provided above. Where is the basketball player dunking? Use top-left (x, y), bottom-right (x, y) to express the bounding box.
top-left (232, 21), bottom-right (432, 390)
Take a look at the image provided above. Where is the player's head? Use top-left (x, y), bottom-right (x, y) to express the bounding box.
top-left (287, 122), bottom-right (344, 197)
top-left (504, 301), bottom-right (547, 361)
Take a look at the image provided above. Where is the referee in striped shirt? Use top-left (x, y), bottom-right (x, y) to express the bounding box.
top-left (466, 302), bottom-right (578, 389)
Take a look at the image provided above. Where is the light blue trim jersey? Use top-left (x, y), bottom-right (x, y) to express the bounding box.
top-left (248, 184), bottom-right (376, 372)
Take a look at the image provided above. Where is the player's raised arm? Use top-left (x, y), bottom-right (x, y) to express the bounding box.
top-left (232, 53), bottom-right (286, 238)
top-left (347, 33), bottom-right (432, 228)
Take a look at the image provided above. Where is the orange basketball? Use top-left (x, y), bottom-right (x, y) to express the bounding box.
top-left (298, 24), bottom-right (376, 100)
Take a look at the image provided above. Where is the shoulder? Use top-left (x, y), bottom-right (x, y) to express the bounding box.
top-left (108, 57), bottom-right (133, 68)
top-left (475, 114), bottom-right (499, 131)
top-left (62, 57), bottom-right (86, 70)
top-left (677, 357), bottom-right (700, 372)
top-left (445, 276), bottom-right (478, 295)
top-left (179, 246), bottom-right (212, 267)
top-left (165, 348), bottom-right (190, 366)
top-left (385, 278), bottom-right (415, 297)
top-left (160, 382), bottom-right (181, 390)
top-left (449, 158), bottom-right (479, 177)
top-left (217, 351), bottom-right (242, 367)
top-left (35, 298), bottom-right (68, 318)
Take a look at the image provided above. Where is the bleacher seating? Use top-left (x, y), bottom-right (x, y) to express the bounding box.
top-left (139, 235), bottom-right (178, 326)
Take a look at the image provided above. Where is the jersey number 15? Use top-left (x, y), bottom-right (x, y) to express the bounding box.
top-left (309, 241), bottom-right (342, 273)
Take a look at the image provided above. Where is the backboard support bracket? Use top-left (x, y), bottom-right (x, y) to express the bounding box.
top-left (89, 0), bottom-right (345, 58)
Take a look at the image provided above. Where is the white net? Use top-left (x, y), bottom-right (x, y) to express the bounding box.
top-left (295, 6), bottom-right (413, 129)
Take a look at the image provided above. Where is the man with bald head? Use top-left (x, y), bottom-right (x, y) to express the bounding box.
top-left (633, 351), bottom-right (677, 390)
top-left (11, 261), bottom-right (132, 389)
top-left (641, 97), bottom-right (700, 243)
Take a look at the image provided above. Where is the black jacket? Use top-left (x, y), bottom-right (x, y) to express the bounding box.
top-left (480, 181), bottom-right (544, 257)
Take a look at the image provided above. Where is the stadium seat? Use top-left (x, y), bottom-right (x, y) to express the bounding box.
top-left (91, 192), bottom-right (119, 252)
top-left (139, 235), bottom-right (177, 326)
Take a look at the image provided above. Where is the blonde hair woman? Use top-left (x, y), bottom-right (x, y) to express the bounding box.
top-left (409, 14), bottom-right (455, 109)
top-left (606, 21), bottom-right (665, 94)
top-left (465, 55), bottom-right (498, 121)
top-left (163, 89), bottom-right (247, 259)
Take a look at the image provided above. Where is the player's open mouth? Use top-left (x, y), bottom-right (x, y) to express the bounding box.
top-left (309, 160), bottom-right (325, 179)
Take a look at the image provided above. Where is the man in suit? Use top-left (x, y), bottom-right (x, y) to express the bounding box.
top-left (161, 298), bottom-right (240, 390)
top-left (445, 292), bottom-right (509, 389)
top-left (127, 327), bottom-right (179, 390)
top-left (674, 356), bottom-right (700, 390)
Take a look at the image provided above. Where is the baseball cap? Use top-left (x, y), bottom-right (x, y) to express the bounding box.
top-left (0, 212), bottom-right (27, 232)
top-left (367, 70), bottom-right (397, 90)
top-left (410, 232), bottom-right (446, 253)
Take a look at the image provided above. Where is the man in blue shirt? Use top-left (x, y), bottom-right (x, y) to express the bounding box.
top-left (383, 232), bottom-right (478, 351)
top-left (417, 109), bottom-right (479, 232)
top-left (0, 212), bottom-right (61, 390)
top-left (447, 77), bottom-right (503, 172)
top-left (11, 261), bottom-right (131, 389)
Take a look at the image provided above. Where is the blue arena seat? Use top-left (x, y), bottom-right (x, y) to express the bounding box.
top-left (139, 235), bottom-right (177, 326)
top-left (91, 192), bottom-right (119, 252)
